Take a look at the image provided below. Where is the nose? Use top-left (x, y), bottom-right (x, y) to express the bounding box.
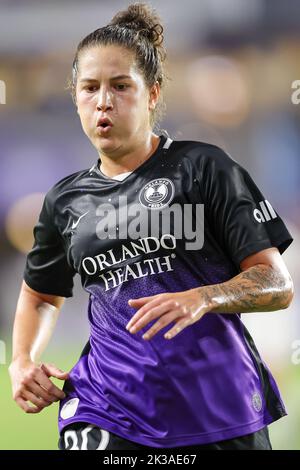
top-left (96, 86), bottom-right (113, 112)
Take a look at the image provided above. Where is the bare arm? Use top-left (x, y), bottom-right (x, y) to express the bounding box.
top-left (199, 247), bottom-right (294, 314)
top-left (126, 247), bottom-right (294, 340)
top-left (9, 281), bottom-right (69, 413)
top-left (11, 280), bottom-right (64, 363)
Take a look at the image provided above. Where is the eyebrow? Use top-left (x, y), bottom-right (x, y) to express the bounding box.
top-left (79, 75), bottom-right (132, 83)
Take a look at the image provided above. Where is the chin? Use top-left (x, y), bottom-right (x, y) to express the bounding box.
top-left (95, 137), bottom-right (118, 153)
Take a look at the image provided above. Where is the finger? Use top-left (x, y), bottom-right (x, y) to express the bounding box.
top-left (128, 300), bottom-right (179, 333)
top-left (41, 363), bottom-right (69, 380)
top-left (20, 369), bottom-right (65, 400)
top-left (164, 315), bottom-right (196, 340)
top-left (126, 297), bottom-right (161, 330)
top-left (142, 309), bottom-right (184, 340)
top-left (126, 296), bottom-right (170, 330)
top-left (24, 381), bottom-right (59, 404)
top-left (20, 389), bottom-right (49, 410)
top-left (164, 304), bottom-right (209, 339)
top-left (34, 368), bottom-right (66, 400)
top-left (128, 295), bottom-right (158, 308)
top-left (15, 396), bottom-right (41, 414)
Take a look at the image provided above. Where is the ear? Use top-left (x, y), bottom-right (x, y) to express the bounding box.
top-left (148, 81), bottom-right (160, 110)
top-left (71, 90), bottom-right (78, 112)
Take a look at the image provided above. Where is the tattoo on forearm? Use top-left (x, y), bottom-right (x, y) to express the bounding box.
top-left (199, 264), bottom-right (291, 314)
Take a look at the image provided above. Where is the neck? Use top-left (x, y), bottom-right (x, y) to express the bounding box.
top-left (98, 132), bottom-right (160, 178)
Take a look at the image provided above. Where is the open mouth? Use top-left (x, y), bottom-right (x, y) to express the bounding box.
top-left (97, 122), bottom-right (113, 134)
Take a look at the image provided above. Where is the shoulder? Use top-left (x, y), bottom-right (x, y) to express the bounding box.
top-left (43, 167), bottom-right (91, 212)
top-left (170, 138), bottom-right (240, 172)
top-left (170, 138), bottom-right (220, 154)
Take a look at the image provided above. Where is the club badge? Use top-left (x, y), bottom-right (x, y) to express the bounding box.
top-left (139, 178), bottom-right (175, 209)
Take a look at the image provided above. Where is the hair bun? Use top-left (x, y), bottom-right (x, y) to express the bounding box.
top-left (110, 2), bottom-right (164, 47)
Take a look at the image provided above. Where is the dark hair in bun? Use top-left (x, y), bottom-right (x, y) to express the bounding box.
top-left (109, 3), bottom-right (164, 48)
top-left (70, 3), bottom-right (168, 129)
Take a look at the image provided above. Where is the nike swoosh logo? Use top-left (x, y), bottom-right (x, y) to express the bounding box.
top-left (71, 210), bottom-right (89, 230)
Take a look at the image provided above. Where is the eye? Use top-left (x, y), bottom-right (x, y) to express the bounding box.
top-left (84, 85), bottom-right (98, 93)
top-left (115, 84), bottom-right (128, 91)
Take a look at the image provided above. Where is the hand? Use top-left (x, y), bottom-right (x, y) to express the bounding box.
top-left (126, 288), bottom-right (211, 340)
top-left (9, 357), bottom-right (69, 414)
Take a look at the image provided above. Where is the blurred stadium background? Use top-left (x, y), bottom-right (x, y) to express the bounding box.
top-left (0, 0), bottom-right (299, 450)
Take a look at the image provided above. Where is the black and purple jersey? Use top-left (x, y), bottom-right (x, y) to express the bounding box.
top-left (24, 134), bottom-right (293, 447)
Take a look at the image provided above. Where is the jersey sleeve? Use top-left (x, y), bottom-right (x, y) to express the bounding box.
top-left (23, 190), bottom-right (76, 297)
top-left (198, 145), bottom-right (293, 269)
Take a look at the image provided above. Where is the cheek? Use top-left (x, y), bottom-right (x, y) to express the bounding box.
top-left (77, 88), bottom-right (95, 106)
top-left (77, 97), bottom-right (95, 125)
top-left (121, 92), bottom-right (148, 118)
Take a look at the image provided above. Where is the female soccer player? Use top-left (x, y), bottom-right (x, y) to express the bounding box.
top-left (9, 3), bottom-right (294, 451)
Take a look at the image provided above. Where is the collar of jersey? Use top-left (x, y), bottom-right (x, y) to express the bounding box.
top-left (94, 134), bottom-right (169, 183)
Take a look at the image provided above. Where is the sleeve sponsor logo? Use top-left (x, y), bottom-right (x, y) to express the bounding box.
top-left (253, 200), bottom-right (277, 223)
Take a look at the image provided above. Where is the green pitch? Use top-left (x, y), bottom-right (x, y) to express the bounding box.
top-left (0, 343), bottom-right (77, 450)
top-left (0, 342), bottom-right (299, 450)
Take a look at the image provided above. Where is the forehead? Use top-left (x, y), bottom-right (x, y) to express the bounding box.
top-left (78, 45), bottom-right (138, 78)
